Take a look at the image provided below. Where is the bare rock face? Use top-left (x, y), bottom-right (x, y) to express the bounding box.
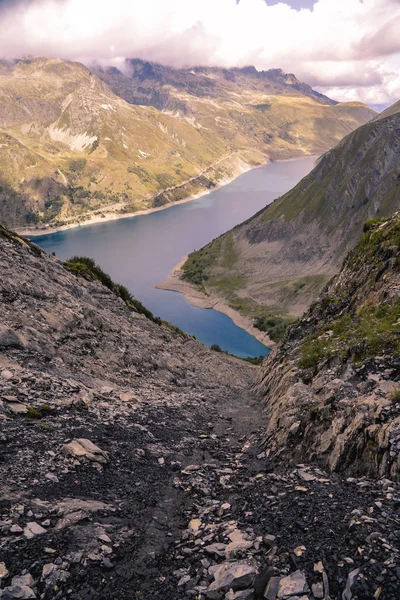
top-left (258, 213), bottom-right (400, 480)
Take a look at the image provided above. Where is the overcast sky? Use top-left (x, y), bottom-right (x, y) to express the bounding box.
top-left (0, 0), bottom-right (399, 107)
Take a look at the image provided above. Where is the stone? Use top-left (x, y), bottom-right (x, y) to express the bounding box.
top-left (61, 439), bottom-right (109, 464)
top-left (204, 543), bottom-right (227, 557)
top-left (342, 568), bottom-right (360, 600)
top-left (226, 530), bottom-right (254, 557)
top-left (294, 545), bottom-right (306, 557)
top-left (207, 561), bottom-right (257, 594)
top-left (312, 582), bottom-right (324, 599)
top-left (0, 562), bottom-right (9, 579)
top-left (0, 586), bottom-right (36, 599)
top-left (10, 576), bottom-right (34, 588)
top-left (41, 564), bottom-right (55, 579)
top-left (189, 519), bottom-right (202, 532)
top-left (225, 589), bottom-right (254, 599)
top-left (263, 535), bottom-right (276, 548)
top-left (8, 404), bottom-right (28, 415)
top-left (10, 524), bottom-right (23, 534)
top-left (263, 577), bottom-right (280, 600)
top-left (1, 370), bottom-right (13, 380)
top-left (24, 522), bottom-right (46, 539)
top-left (98, 533), bottom-right (112, 543)
top-left (277, 571), bottom-right (309, 599)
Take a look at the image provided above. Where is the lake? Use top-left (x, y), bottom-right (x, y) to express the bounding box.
top-left (32, 157), bottom-right (315, 358)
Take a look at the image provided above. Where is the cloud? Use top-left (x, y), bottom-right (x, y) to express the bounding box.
top-left (0, 0), bottom-right (399, 105)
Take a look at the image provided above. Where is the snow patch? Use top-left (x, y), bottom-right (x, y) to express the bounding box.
top-left (48, 124), bottom-right (98, 152)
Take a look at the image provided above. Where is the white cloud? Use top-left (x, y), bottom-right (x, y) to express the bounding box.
top-left (0, 0), bottom-right (399, 105)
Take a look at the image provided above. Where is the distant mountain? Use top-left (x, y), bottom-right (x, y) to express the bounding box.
top-left (0, 57), bottom-right (375, 230)
top-left (180, 99), bottom-right (400, 340)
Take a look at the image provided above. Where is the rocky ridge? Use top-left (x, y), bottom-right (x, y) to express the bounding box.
top-left (258, 213), bottom-right (400, 481)
top-left (0, 225), bottom-right (398, 599)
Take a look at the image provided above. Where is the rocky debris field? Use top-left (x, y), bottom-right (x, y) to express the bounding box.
top-left (0, 360), bottom-right (399, 600)
top-left (0, 228), bottom-right (399, 599)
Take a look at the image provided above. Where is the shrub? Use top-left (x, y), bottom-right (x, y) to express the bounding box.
top-left (27, 407), bottom-right (42, 419)
top-left (211, 344), bottom-right (222, 352)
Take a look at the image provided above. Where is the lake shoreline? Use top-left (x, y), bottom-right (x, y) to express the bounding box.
top-left (155, 257), bottom-right (275, 350)
top-left (18, 157), bottom-right (263, 238)
top-left (19, 153), bottom-right (316, 239)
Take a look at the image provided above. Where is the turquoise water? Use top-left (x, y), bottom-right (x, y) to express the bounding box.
top-left (31, 157), bottom-right (315, 358)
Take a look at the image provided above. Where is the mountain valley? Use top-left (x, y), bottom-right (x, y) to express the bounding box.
top-left (0, 57), bottom-right (375, 231)
top-left (177, 99), bottom-right (400, 341)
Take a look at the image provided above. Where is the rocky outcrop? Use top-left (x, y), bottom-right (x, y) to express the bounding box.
top-left (258, 213), bottom-right (400, 480)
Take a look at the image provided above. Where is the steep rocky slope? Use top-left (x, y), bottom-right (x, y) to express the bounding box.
top-left (180, 100), bottom-right (400, 338)
top-left (1, 58), bottom-right (375, 231)
top-left (258, 213), bottom-right (400, 481)
top-left (0, 226), bottom-right (398, 599)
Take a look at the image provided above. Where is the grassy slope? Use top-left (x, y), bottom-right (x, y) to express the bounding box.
top-left (0, 57), bottom-right (375, 229)
top-left (181, 102), bottom-right (400, 340)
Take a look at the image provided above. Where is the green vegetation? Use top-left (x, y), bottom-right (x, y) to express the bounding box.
top-left (298, 215), bottom-right (400, 370)
top-left (389, 388), bottom-right (400, 404)
top-left (38, 404), bottom-right (53, 413)
top-left (64, 256), bottom-right (188, 338)
top-left (211, 344), bottom-right (222, 352)
top-left (27, 407), bottom-right (42, 419)
top-left (64, 256), bottom-right (162, 323)
top-left (299, 298), bottom-right (400, 370)
top-left (182, 236), bottom-right (225, 285)
top-left (254, 314), bottom-right (294, 342)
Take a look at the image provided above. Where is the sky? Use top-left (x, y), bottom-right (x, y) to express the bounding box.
top-left (0, 0), bottom-right (399, 107)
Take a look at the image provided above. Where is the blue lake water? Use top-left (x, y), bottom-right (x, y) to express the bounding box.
top-left (31, 157), bottom-right (315, 358)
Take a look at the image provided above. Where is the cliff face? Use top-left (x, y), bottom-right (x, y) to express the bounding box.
top-left (258, 213), bottom-right (400, 481)
top-left (180, 101), bottom-right (400, 335)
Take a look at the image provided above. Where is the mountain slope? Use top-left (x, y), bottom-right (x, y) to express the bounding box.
top-left (96, 59), bottom-right (375, 160)
top-left (179, 100), bottom-right (400, 339)
top-left (257, 212), bottom-right (400, 480)
top-left (0, 57), bottom-right (375, 231)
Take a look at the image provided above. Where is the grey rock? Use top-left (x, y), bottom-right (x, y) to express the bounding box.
top-left (61, 438), bottom-right (109, 464)
top-left (207, 561), bottom-right (257, 595)
top-left (10, 576), bottom-right (34, 588)
top-left (0, 586), bottom-right (36, 599)
top-left (342, 568), bottom-right (360, 600)
top-left (225, 589), bottom-right (254, 599)
top-left (0, 562), bottom-right (9, 579)
top-left (263, 577), bottom-right (280, 600)
top-left (23, 522), bottom-right (47, 539)
top-left (277, 571), bottom-right (309, 599)
top-left (312, 582), bottom-right (324, 599)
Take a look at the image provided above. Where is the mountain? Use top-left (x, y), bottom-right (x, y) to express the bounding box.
top-left (179, 99), bottom-right (400, 341)
top-left (96, 59), bottom-right (375, 162)
top-left (0, 57), bottom-right (374, 231)
top-left (258, 212), bottom-right (400, 480)
top-left (1, 224), bottom-right (398, 600)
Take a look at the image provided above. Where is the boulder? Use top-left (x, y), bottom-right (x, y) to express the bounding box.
top-left (277, 571), bottom-right (309, 599)
top-left (207, 561), bottom-right (257, 595)
top-left (24, 522), bottom-right (47, 539)
top-left (61, 439), bottom-right (109, 464)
